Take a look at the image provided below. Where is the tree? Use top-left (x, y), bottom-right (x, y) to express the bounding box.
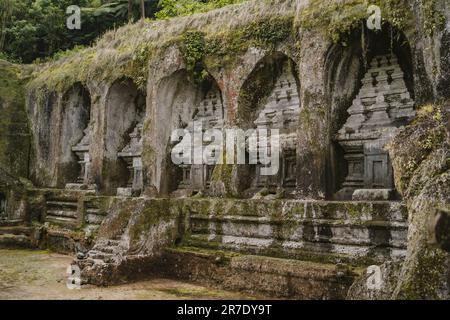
top-left (0, 0), bottom-right (14, 50)
top-left (128, 0), bottom-right (133, 21)
top-left (140, 0), bottom-right (145, 19)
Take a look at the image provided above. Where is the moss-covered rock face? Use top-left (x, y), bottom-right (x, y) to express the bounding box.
top-left (0, 60), bottom-right (31, 178)
top-left (298, 0), bottom-right (415, 44)
top-left (385, 104), bottom-right (450, 299)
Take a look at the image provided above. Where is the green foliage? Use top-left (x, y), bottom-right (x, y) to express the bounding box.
top-left (181, 30), bottom-right (207, 80)
top-left (178, 15), bottom-right (293, 80)
top-left (0, 0), bottom-right (160, 63)
top-left (155, 0), bottom-right (245, 19)
top-left (299, 0), bottom-right (414, 44)
top-left (422, 0), bottom-right (446, 37)
top-left (1, 0), bottom-right (246, 63)
top-left (205, 16), bottom-right (294, 65)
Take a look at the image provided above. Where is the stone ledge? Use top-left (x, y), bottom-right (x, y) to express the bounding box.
top-left (155, 247), bottom-right (358, 299)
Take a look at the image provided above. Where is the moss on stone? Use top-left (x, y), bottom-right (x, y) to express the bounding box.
top-left (384, 101), bottom-right (450, 300)
top-left (397, 246), bottom-right (448, 299)
top-left (298, 0), bottom-right (415, 44)
top-left (422, 0), bottom-right (446, 37)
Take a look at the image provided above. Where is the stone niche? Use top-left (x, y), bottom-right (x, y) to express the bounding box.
top-left (238, 53), bottom-right (301, 197)
top-left (0, 192), bottom-right (6, 220)
top-left (104, 78), bottom-right (145, 196)
top-left (154, 69), bottom-right (225, 197)
top-left (175, 84), bottom-right (225, 196)
top-left (62, 84), bottom-right (94, 190)
top-left (325, 23), bottom-right (415, 201)
top-left (117, 120), bottom-right (144, 197)
top-left (66, 126), bottom-right (94, 190)
top-left (335, 54), bottom-right (415, 200)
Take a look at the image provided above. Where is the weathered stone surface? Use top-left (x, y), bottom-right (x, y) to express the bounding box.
top-left (335, 55), bottom-right (415, 199)
top-left (1, 0), bottom-right (449, 300)
top-left (352, 189), bottom-right (394, 201)
top-left (155, 247), bottom-right (356, 299)
top-left (431, 208), bottom-right (450, 252)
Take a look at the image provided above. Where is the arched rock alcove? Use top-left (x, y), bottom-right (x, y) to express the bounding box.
top-left (0, 191), bottom-right (6, 220)
top-left (28, 88), bottom-right (59, 187)
top-left (57, 83), bottom-right (91, 187)
top-left (103, 78), bottom-right (145, 195)
top-left (237, 52), bottom-right (301, 197)
top-left (325, 23), bottom-right (415, 200)
top-left (154, 70), bottom-right (225, 196)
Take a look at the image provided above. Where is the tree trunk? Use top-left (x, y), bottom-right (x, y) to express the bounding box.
top-left (140, 0), bottom-right (145, 20)
top-left (128, 0), bottom-right (133, 21)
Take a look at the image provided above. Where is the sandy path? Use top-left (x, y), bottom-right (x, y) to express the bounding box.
top-left (0, 249), bottom-right (258, 300)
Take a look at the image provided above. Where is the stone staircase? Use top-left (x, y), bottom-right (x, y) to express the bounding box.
top-left (0, 220), bottom-right (33, 248)
top-left (77, 235), bottom-right (128, 286)
top-left (83, 198), bottom-right (108, 229)
top-left (45, 191), bottom-right (80, 227)
top-left (44, 190), bottom-right (106, 229)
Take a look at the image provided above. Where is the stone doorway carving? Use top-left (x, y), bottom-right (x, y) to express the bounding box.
top-left (335, 54), bottom-right (415, 200)
top-left (117, 120), bottom-right (144, 197)
top-left (67, 126), bottom-right (94, 190)
top-left (62, 84), bottom-right (93, 191)
top-left (175, 87), bottom-right (225, 195)
top-left (240, 55), bottom-right (300, 197)
top-left (104, 79), bottom-right (145, 196)
top-left (0, 192), bottom-right (6, 221)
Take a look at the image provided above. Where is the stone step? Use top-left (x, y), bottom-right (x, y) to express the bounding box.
top-left (46, 201), bottom-right (78, 208)
top-left (95, 239), bottom-right (121, 247)
top-left (156, 246), bottom-right (360, 299)
top-left (190, 218), bottom-right (407, 248)
top-left (93, 245), bottom-right (119, 254)
top-left (46, 209), bottom-right (78, 219)
top-left (88, 250), bottom-right (116, 262)
top-left (85, 213), bottom-right (104, 225)
top-left (85, 208), bottom-right (101, 214)
top-left (190, 214), bottom-right (408, 226)
top-left (45, 215), bottom-right (78, 225)
top-left (185, 200), bottom-right (408, 222)
top-left (0, 233), bottom-right (32, 248)
top-left (85, 258), bottom-right (106, 266)
top-left (0, 226), bottom-right (32, 236)
top-left (0, 219), bottom-right (24, 227)
top-left (184, 234), bottom-right (406, 265)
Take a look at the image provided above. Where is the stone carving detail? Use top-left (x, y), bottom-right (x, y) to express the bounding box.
top-left (0, 193), bottom-right (6, 220)
top-left (249, 66), bottom-right (300, 193)
top-left (66, 126), bottom-right (95, 190)
top-left (177, 89), bottom-right (224, 193)
top-left (335, 54), bottom-right (415, 200)
top-left (117, 120), bottom-right (144, 196)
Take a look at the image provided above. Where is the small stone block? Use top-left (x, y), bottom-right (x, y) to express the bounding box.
top-left (352, 189), bottom-right (394, 201)
top-left (117, 188), bottom-right (132, 197)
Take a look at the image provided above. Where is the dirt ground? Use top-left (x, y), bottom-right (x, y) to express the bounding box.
top-left (0, 249), bottom-right (259, 300)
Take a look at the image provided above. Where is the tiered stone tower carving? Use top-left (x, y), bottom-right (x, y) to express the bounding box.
top-left (249, 66), bottom-right (300, 193)
top-left (66, 126), bottom-right (95, 190)
top-left (0, 193), bottom-right (6, 220)
top-left (335, 54), bottom-right (415, 200)
top-left (117, 120), bottom-right (144, 196)
top-left (177, 89), bottom-right (225, 193)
